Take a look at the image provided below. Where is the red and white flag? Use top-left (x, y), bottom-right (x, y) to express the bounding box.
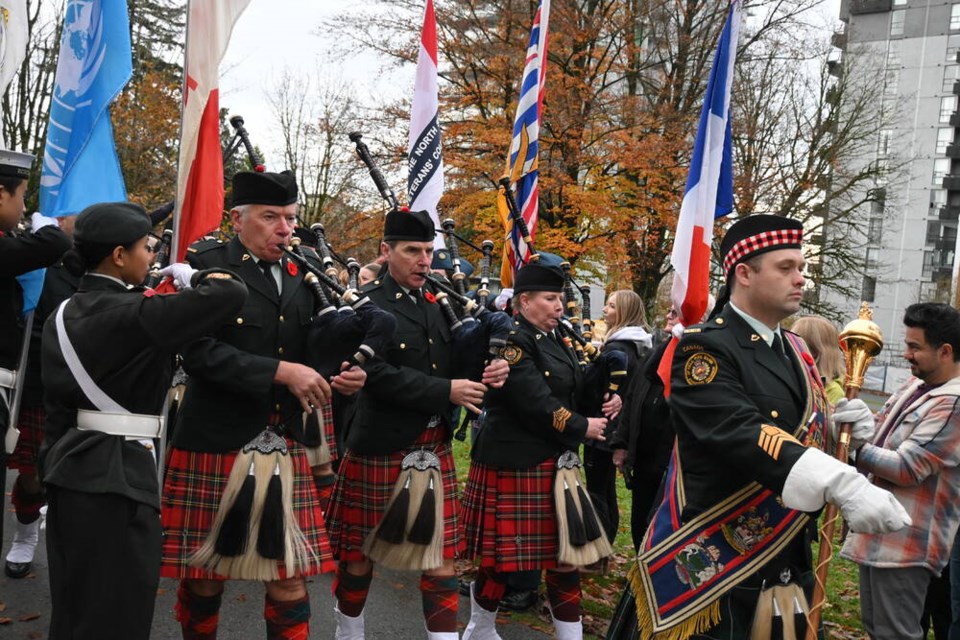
top-left (407, 0), bottom-right (445, 250)
top-left (173, 0), bottom-right (252, 262)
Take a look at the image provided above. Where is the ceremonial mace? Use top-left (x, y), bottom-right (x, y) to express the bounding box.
top-left (805, 302), bottom-right (883, 640)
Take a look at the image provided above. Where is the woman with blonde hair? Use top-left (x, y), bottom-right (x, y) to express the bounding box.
top-left (792, 315), bottom-right (845, 404)
top-left (584, 289), bottom-right (653, 541)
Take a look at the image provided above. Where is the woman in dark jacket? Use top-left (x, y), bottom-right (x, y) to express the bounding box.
top-left (584, 290), bottom-right (652, 542)
top-left (459, 262), bottom-right (617, 640)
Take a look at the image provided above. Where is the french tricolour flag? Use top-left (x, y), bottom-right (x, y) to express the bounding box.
top-left (407, 0), bottom-right (445, 250)
top-left (173, 0), bottom-right (252, 262)
top-left (659, 0), bottom-right (740, 393)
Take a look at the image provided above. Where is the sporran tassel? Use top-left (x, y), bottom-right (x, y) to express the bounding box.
top-left (302, 407), bottom-right (331, 467)
top-left (363, 449), bottom-right (444, 571)
top-left (213, 459), bottom-right (255, 557)
top-left (554, 451), bottom-right (614, 567)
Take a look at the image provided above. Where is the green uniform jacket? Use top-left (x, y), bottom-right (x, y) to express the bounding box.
top-left (472, 315), bottom-right (589, 469)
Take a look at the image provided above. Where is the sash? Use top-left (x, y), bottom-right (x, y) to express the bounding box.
top-left (630, 332), bottom-right (828, 640)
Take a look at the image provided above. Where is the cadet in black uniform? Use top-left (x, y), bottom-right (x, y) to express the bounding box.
top-left (325, 209), bottom-right (509, 640)
top-left (160, 170), bottom-right (365, 640)
top-left (0, 149), bottom-right (70, 546)
top-left (40, 202), bottom-right (248, 640)
top-left (621, 215), bottom-right (910, 640)
top-left (460, 262), bottom-right (615, 640)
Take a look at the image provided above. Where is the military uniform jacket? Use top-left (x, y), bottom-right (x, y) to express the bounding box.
top-left (670, 305), bottom-right (813, 521)
top-left (173, 237), bottom-right (323, 453)
top-left (0, 225), bottom-right (71, 370)
top-left (472, 315), bottom-right (589, 469)
top-left (41, 272), bottom-right (247, 510)
top-left (346, 272), bottom-right (454, 456)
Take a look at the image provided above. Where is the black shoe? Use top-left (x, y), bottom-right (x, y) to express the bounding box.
top-left (499, 589), bottom-right (537, 612)
top-left (458, 577), bottom-right (472, 597)
top-left (4, 560), bottom-right (31, 579)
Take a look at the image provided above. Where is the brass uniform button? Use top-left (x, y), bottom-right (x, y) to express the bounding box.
top-left (400, 343), bottom-right (406, 349)
top-left (432, 363), bottom-right (438, 370)
top-left (279, 315), bottom-right (284, 322)
top-left (715, 318), bottom-right (724, 325)
top-left (771, 410), bottom-right (779, 418)
top-left (278, 347), bottom-right (285, 355)
top-left (545, 371), bottom-right (551, 377)
top-left (428, 338), bottom-right (434, 344)
top-left (236, 317), bottom-right (244, 325)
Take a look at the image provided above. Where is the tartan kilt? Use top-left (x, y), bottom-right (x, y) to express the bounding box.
top-left (8, 405), bottom-right (45, 475)
top-left (159, 439), bottom-right (336, 580)
top-left (460, 458), bottom-right (559, 572)
top-left (325, 426), bottom-right (463, 563)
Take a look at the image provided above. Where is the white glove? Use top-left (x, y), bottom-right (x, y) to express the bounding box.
top-left (157, 263), bottom-right (197, 290)
top-left (30, 212), bottom-right (58, 232)
top-left (831, 398), bottom-right (875, 449)
top-left (782, 448), bottom-right (911, 534)
top-left (494, 287), bottom-right (514, 311)
top-left (671, 322), bottom-right (685, 340)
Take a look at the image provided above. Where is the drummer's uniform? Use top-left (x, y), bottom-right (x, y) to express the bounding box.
top-left (40, 202), bottom-right (248, 640)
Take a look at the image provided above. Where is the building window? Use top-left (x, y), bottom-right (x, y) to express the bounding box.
top-left (884, 68), bottom-right (900, 96)
top-left (937, 128), bottom-right (955, 154)
top-left (923, 250), bottom-right (936, 278)
top-left (927, 220), bottom-right (942, 244)
top-left (935, 158), bottom-right (952, 183)
top-left (949, 35), bottom-right (960, 62)
top-left (865, 247), bottom-right (880, 270)
top-left (944, 66), bottom-right (960, 92)
top-left (861, 276), bottom-right (877, 302)
top-left (952, 4), bottom-right (960, 30)
top-left (878, 129), bottom-right (892, 155)
top-left (887, 41), bottom-right (902, 66)
top-left (932, 189), bottom-right (948, 207)
top-left (942, 96), bottom-right (958, 123)
top-left (891, 10), bottom-right (906, 36)
top-left (868, 218), bottom-right (883, 245)
top-left (893, 0), bottom-right (906, 6)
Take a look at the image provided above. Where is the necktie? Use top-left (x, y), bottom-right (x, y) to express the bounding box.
top-left (772, 333), bottom-right (787, 360)
top-left (258, 260), bottom-right (279, 294)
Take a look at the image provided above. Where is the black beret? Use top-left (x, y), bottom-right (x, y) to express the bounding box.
top-left (383, 209), bottom-right (435, 242)
top-left (232, 170), bottom-right (298, 207)
top-left (514, 262), bottom-right (565, 294)
top-left (432, 249), bottom-right (474, 276)
top-left (531, 251), bottom-right (564, 268)
top-left (0, 149), bottom-right (33, 180)
top-left (74, 202), bottom-right (152, 247)
top-left (720, 214), bottom-right (803, 278)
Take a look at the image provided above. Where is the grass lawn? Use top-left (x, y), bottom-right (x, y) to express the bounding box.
top-left (451, 437), bottom-right (869, 639)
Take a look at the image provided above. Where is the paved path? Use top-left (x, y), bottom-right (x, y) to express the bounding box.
top-left (0, 469), bottom-right (550, 639)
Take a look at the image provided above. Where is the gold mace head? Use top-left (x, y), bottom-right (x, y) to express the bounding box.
top-left (838, 302), bottom-right (884, 391)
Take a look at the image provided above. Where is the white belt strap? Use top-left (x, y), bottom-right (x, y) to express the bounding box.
top-left (55, 301), bottom-right (162, 451)
top-left (0, 367), bottom-right (15, 390)
top-left (76, 409), bottom-right (163, 439)
top-left (55, 301), bottom-right (126, 413)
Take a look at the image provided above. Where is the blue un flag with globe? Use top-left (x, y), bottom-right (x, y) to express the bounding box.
top-left (39, 0), bottom-right (131, 218)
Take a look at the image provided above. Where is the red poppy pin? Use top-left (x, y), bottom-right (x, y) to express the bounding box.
top-left (801, 351), bottom-right (815, 367)
top-left (423, 291), bottom-right (437, 304)
top-left (286, 260), bottom-right (298, 277)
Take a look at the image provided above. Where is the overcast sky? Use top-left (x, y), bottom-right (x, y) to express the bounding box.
top-left (218, 0), bottom-right (843, 169)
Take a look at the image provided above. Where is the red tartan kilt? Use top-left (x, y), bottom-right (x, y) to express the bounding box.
top-left (159, 440), bottom-right (336, 580)
top-left (7, 406), bottom-right (45, 475)
top-left (325, 427), bottom-right (463, 563)
top-left (460, 458), bottom-right (559, 572)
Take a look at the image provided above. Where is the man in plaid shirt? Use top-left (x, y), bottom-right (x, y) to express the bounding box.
top-left (839, 302), bottom-right (960, 640)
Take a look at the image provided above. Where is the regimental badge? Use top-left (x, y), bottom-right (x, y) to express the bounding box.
top-left (683, 352), bottom-right (718, 385)
top-left (720, 507), bottom-right (774, 555)
top-left (501, 345), bottom-right (523, 365)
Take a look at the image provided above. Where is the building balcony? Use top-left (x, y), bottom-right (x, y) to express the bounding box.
top-left (940, 205), bottom-right (960, 220)
top-left (943, 175), bottom-right (960, 191)
top-left (827, 59), bottom-right (843, 78)
top-left (947, 143), bottom-right (960, 158)
top-left (951, 112), bottom-right (960, 127)
top-left (849, 0), bottom-right (892, 14)
top-left (831, 30), bottom-right (847, 49)
top-left (953, 80), bottom-right (960, 96)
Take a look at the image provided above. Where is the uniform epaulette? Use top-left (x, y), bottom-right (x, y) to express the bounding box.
top-left (186, 237), bottom-right (225, 254)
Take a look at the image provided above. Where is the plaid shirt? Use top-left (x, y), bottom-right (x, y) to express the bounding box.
top-left (840, 375), bottom-right (960, 574)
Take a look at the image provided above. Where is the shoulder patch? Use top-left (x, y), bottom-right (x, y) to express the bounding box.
top-left (500, 345), bottom-right (523, 365)
top-left (681, 343), bottom-right (704, 353)
top-left (684, 352), bottom-right (718, 385)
